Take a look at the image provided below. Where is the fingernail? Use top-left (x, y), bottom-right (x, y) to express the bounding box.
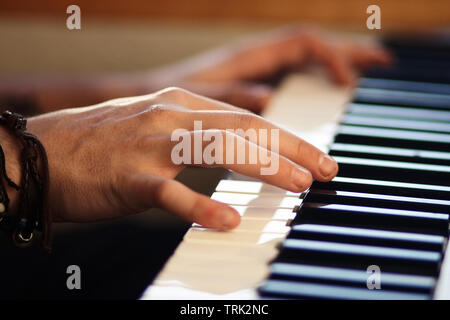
top-left (319, 154), bottom-right (338, 178)
top-left (220, 207), bottom-right (238, 229)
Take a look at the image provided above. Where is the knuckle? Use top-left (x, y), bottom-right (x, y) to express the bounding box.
top-left (141, 104), bottom-right (173, 122)
top-left (147, 103), bottom-right (168, 116)
top-left (295, 140), bottom-right (305, 161)
top-left (137, 103), bottom-right (190, 133)
top-left (158, 86), bottom-right (190, 102)
top-left (233, 112), bottom-right (259, 129)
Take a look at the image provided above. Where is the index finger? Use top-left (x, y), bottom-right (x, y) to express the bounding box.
top-left (148, 88), bottom-right (339, 182)
top-left (184, 109), bottom-right (339, 182)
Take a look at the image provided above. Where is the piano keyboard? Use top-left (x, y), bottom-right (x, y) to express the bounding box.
top-left (142, 34), bottom-right (450, 300)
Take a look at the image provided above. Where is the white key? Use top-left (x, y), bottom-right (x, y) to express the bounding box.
top-left (193, 219), bottom-right (290, 233)
top-left (142, 285), bottom-right (258, 300)
top-left (211, 192), bottom-right (300, 208)
top-left (153, 268), bottom-right (269, 295)
top-left (184, 228), bottom-right (288, 245)
top-left (215, 180), bottom-right (300, 197)
top-left (231, 206), bottom-right (296, 220)
top-left (161, 257), bottom-right (270, 279)
top-left (169, 240), bottom-right (280, 261)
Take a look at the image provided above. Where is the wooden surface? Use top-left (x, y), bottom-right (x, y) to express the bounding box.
top-left (1, 0), bottom-right (449, 32)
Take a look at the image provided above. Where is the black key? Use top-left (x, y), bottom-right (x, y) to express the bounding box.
top-left (348, 103), bottom-right (450, 122)
top-left (334, 156), bottom-right (450, 186)
top-left (359, 78), bottom-right (450, 95)
top-left (364, 54), bottom-right (450, 84)
top-left (313, 176), bottom-right (450, 201)
top-left (269, 262), bottom-right (436, 293)
top-left (365, 37), bottom-right (450, 83)
top-left (354, 88), bottom-right (450, 110)
top-left (392, 58), bottom-right (450, 71)
top-left (259, 279), bottom-right (430, 300)
top-left (342, 114), bottom-right (450, 133)
top-left (292, 203), bottom-right (449, 236)
top-left (392, 49), bottom-right (450, 63)
top-left (329, 143), bottom-right (450, 166)
top-left (335, 125), bottom-right (450, 152)
top-left (383, 35), bottom-right (450, 55)
top-left (365, 65), bottom-right (450, 85)
top-left (276, 238), bottom-right (441, 276)
top-left (305, 188), bottom-right (450, 214)
top-left (288, 224), bottom-right (445, 252)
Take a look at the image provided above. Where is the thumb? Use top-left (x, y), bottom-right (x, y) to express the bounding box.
top-left (125, 173), bottom-right (241, 230)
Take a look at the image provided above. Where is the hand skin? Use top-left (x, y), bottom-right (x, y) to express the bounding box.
top-left (0, 87), bottom-right (338, 229)
top-left (0, 26), bottom-right (391, 114)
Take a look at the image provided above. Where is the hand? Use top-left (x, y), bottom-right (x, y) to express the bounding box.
top-left (0, 26), bottom-right (391, 115)
top-left (4, 87), bottom-right (338, 229)
top-left (151, 26), bottom-right (392, 112)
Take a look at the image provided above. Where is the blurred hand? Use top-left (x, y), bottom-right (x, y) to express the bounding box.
top-left (0, 26), bottom-right (391, 115)
top-left (153, 26), bottom-right (392, 112)
top-left (3, 88), bottom-right (338, 228)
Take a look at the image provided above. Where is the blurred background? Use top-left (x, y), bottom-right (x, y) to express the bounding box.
top-left (0, 0), bottom-right (449, 299)
top-left (1, 0), bottom-right (449, 75)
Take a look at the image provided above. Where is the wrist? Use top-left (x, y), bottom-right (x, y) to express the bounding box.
top-left (0, 126), bottom-right (21, 216)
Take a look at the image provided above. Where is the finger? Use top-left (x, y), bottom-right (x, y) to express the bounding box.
top-left (136, 88), bottom-right (338, 182)
top-left (305, 36), bottom-right (356, 85)
top-left (178, 111), bottom-right (338, 182)
top-left (166, 130), bottom-right (313, 192)
top-left (126, 173), bottom-right (241, 230)
top-left (347, 45), bottom-right (393, 69)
